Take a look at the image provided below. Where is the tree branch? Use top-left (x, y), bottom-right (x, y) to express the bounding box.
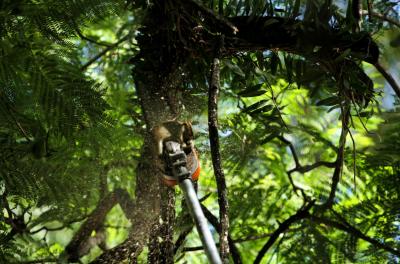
top-left (253, 201), bottom-right (314, 264)
top-left (321, 106), bottom-right (350, 210)
top-left (63, 190), bottom-right (120, 261)
top-left (61, 188), bottom-right (135, 262)
top-left (201, 204), bottom-right (243, 264)
top-left (310, 215), bottom-right (400, 257)
top-left (74, 23), bottom-right (112, 47)
top-left (208, 35), bottom-right (230, 262)
top-left (80, 35), bottom-right (130, 71)
top-left (374, 61), bottom-right (400, 100)
top-left (29, 216), bottom-right (87, 235)
top-left (182, 232), bottom-right (282, 252)
top-left (288, 161), bottom-right (337, 175)
top-left (361, 10), bottom-right (400, 28)
top-left (277, 136), bottom-right (336, 197)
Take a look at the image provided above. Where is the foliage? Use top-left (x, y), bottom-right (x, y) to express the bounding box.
top-left (0, 0), bottom-right (399, 263)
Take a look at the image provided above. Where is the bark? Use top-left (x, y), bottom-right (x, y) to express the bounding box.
top-left (148, 186), bottom-right (176, 264)
top-left (92, 2), bottom-right (185, 262)
top-left (91, 144), bottom-right (162, 263)
top-left (208, 53), bottom-right (230, 262)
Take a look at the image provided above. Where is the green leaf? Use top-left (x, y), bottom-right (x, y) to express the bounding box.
top-left (327, 105), bottom-right (341, 113)
top-left (263, 18), bottom-right (279, 28)
top-left (243, 99), bottom-right (270, 113)
top-left (238, 83), bottom-right (266, 97)
top-left (224, 60), bottom-right (245, 77)
top-left (261, 131), bottom-right (280, 144)
top-left (316, 96), bottom-right (340, 106)
top-left (249, 104), bottom-right (274, 115)
top-left (358, 111), bottom-right (373, 118)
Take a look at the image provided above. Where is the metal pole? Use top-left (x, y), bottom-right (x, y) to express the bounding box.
top-left (179, 179), bottom-right (222, 264)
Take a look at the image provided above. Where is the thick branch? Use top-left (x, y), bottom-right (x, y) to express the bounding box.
top-left (224, 17), bottom-right (379, 64)
top-left (253, 202), bottom-right (314, 264)
top-left (63, 190), bottom-right (119, 261)
top-left (375, 62), bottom-right (400, 99)
top-left (62, 188), bottom-right (135, 262)
top-left (310, 215), bottom-right (400, 257)
top-left (208, 40), bottom-right (230, 261)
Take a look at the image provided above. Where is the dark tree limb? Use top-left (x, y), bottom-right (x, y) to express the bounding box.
top-left (375, 62), bottom-right (400, 99)
top-left (63, 190), bottom-right (120, 261)
top-left (174, 225), bottom-right (194, 254)
top-left (73, 21), bottom-right (112, 47)
top-left (253, 201), bottom-right (315, 264)
top-left (60, 188), bottom-right (136, 262)
top-left (321, 106), bottom-right (350, 210)
top-left (277, 136), bottom-right (336, 197)
top-left (310, 215), bottom-right (400, 257)
top-left (201, 204), bottom-right (243, 264)
top-left (361, 10), bottom-right (400, 28)
top-left (208, 36), bottom-right (230, 262)
top-left (182, 231), bottom-right (290, 252)
top-left (80, 35), bottom-right (130, 71)
top-left (29, 216), bottom-right (87, 235)
top-left (277, 136), bottom-right (300, 168)
top-left (288, 161), bottom-right (337, 175)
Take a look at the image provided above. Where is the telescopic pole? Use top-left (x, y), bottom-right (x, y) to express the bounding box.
top-left (164, 141), bottom-right (222, 264)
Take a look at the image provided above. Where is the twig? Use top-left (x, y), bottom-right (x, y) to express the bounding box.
top-left (74, 24), bottom-right (112, 47)
top-left (277, 135), bottom-right (336, 197)
top-left (277, 136), bottom-right (300, 167)
top-left (321, 105), bottom-right (350, 210)
top-left (287, 161), bottom-right (337, 175)
top-left (375, 62), bottom-right (400, 100)
top-left (253, 201), bottom-right (315, 264)
top-left (208, 35), bottom-right (230, 261)
top-left (184, 0), bottom-right (237, 33)
top-left (80, 35), bottom-right (130, 71)
top-left (174, 226), bottom-right (194, 254)
top-left (347, 128), bottom-right (357, 193)
top-left (310, 215), bottom-right (400, 257)
top-left (0, 96), bottom-right (31, 142)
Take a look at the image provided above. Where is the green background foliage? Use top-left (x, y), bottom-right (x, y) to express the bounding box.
top-left (0, 0), bottom-right (399, 263)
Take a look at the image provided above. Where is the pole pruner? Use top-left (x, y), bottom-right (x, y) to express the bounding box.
top-left (161, 139), bottom-right (222, 264)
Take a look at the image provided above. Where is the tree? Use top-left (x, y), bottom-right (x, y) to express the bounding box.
top-left (1, 0), bottom-right (400, 263)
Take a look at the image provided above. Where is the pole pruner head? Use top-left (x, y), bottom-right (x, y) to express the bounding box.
top-left (161, 141), bottom-right (201, 187)
top-left (151, 121), bottom-right (200, 187)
